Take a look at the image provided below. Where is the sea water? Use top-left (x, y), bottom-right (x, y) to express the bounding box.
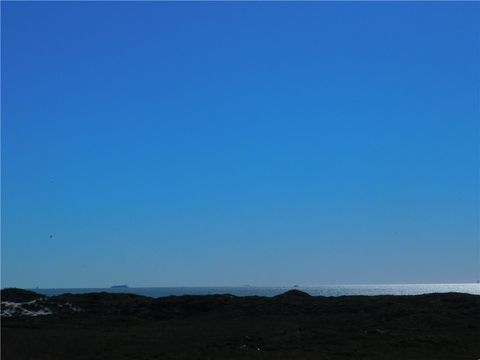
top-left (34, 283), bottom-right (480, 298)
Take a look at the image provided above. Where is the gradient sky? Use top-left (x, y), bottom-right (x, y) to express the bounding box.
top-left (2, 2), bottom-right (479, 288)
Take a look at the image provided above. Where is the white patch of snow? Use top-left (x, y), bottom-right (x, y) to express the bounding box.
top-left (1, 298), bottom-right (81, 317)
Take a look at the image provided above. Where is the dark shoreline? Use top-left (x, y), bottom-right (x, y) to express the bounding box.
top-left (21, 283), bottom-right (480, 299)
top-left (2, 288), bottom-right (480, 359)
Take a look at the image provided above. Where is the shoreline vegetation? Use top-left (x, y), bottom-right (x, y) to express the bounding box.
top-left (1, 288), bottom-right (480, 359)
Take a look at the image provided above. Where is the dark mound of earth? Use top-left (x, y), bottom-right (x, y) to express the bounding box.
top-left (2, 289), bottom-right (479, 360)
top-left (51, 291), bottom-right (155, 315)
top-left (274, 289), bottom-right (312, 299)
top-left (1, 288), bottom-right (45, 302)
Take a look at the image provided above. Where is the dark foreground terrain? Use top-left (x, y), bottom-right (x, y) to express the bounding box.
top-left (2, 288), bottom-right (479, 360)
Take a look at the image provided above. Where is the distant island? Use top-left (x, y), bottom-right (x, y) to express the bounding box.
top-left (110, 285), bottom-right (129, 289)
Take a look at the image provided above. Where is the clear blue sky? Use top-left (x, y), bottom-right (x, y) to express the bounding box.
top-left (2, 2), bottom-right (479, 288)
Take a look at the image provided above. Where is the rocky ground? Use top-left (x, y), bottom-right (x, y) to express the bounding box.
top-left (2, 288), bottom-right (479, 359)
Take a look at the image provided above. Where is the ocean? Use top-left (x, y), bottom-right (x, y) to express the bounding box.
top-left (34, 283), bottom-right (480, 298)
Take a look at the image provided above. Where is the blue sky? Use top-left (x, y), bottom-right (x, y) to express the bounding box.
top-left (2, 2), bottom-right (479, 288)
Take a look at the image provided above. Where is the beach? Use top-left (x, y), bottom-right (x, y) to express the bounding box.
top-left (2, 288), bottom-right (479, 359)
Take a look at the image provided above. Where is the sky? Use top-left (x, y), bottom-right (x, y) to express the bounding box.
top-left (1, 2), bottom-right (479, 288)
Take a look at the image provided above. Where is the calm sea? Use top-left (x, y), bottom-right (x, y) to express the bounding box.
top-left (34, 283), bottom-right (480, 298)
